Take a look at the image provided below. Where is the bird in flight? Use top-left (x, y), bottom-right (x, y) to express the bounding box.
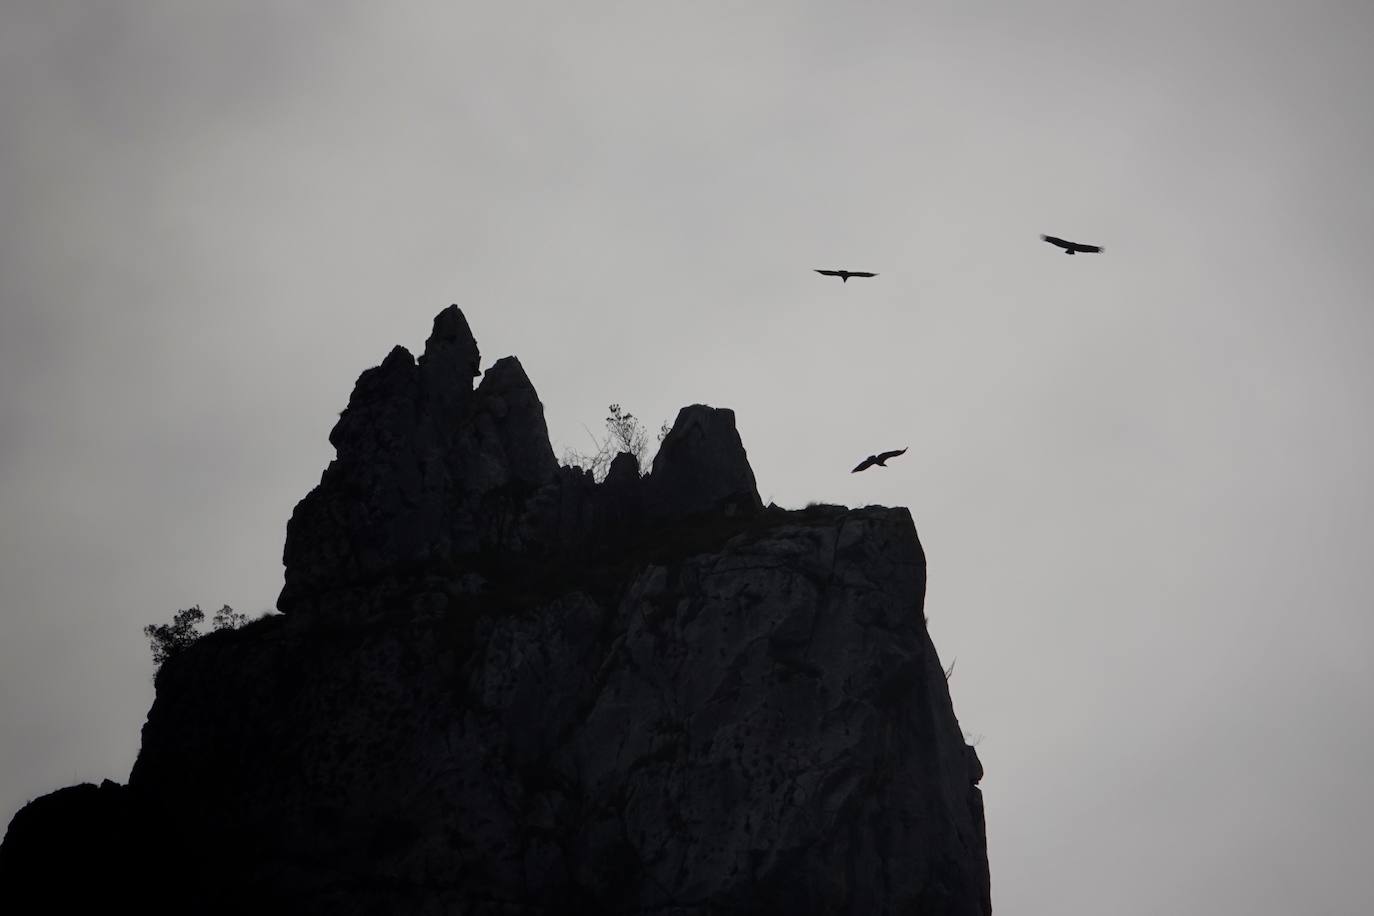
top-left (851, 447), bottom-right (908, 473)
top-left (815, 269), bottom-right (878, 282)
top-left (1041, 234), bottom-right (1103, 255)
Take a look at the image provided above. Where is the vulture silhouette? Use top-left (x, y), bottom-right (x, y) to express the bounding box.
top-left (815, 269), bottom-right (878, 282)
top-left (1041, 234), bottom-right (1103, 255)
top-left (851, 448), bottom-right (908, 473)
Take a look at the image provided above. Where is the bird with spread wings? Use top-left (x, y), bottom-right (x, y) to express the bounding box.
top-left (851, 448), bottom-right (908, 473)
top-left (814, 269), bottom-right (878, 282)
top-left (1041, 234), bottom-right (1103, 255)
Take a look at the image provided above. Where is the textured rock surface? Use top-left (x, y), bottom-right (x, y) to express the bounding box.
top-left (1, 308), bottom-right (988, 915)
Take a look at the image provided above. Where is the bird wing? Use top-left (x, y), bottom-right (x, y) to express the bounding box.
top-left (1072, 242), bottom-right (1103, 253)
top-left (876, 447), bottom-right (908, 463)
top-left (1041, 235), bottom-right (1070, 249)
top-left (847, 272), bottom-right (877, 278)
top-left (815, 269), bottom-right (843, 277)
top-left (851, 456), bottom-right (877, 473)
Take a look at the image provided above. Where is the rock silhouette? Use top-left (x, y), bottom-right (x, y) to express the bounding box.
top-left (1, 307), bottom-right (989, 916)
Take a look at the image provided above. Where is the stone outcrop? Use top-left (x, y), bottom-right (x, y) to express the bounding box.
top-left (1, 307), bottom-right (988, 915)
top-left (646, 404), bottom-right (762, 521)
top-left (279, 306), bottom-right (564, 611)
top-left (279, 306), bottom-right (761, 617)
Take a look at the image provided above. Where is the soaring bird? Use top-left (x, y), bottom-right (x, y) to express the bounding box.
top-left (815, 269), bottom-right (878, 282)
top-left (851, 447), bottom-right (907, 473)
top-left (1041, 234), bottom-right (1103, 255)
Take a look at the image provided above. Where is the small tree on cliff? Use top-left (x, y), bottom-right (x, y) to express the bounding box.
top-left (563, 404), bottom-right (667, 482)
top-left (211, 604), bottom-right (248, 631)
top-left (144, 604), bottom-right (247, 671)
top-left (144, 606), bottom-right (205, 670)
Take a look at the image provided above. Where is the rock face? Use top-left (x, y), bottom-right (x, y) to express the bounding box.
top-left (1, 307), bottom-right (989, 915)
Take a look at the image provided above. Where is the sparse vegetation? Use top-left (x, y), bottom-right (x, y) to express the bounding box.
top-left (144, 604), bottom-right (249, 671)
top-left (212, 604), bottom-right (249, 631)
top-left (562, 404), bottom-right (668, 482)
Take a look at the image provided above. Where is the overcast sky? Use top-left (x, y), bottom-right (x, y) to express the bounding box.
top-left (3, 1), bottom-right (1373, 911)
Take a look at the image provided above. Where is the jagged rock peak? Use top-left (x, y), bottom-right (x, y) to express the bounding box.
top-left (604, 449), bottom-right (640, 485)
top-left (472, 355), bottom-right (558, 485)
top-left (419, 303), bottom-right (480, 379)
top-left (281, 309), bottom-right (775, 615)
top-left (418, 305), bottom-right (481, 429)
top-left (647, 403), bottom-right (762, 519)
top-left (326, 344), bottom-right (418, 451)
top-left (280, 306), bottom-right (560, 612)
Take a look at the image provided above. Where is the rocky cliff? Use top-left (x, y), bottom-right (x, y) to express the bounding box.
top-left (1, 307), bottom-right (989, 915)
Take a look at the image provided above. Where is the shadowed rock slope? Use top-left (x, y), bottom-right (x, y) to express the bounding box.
top-left (1, 307), bottom-right (989, 915)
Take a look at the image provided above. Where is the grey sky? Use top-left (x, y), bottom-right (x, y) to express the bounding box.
top-left (3, 2), bottom-right (1373, 911)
